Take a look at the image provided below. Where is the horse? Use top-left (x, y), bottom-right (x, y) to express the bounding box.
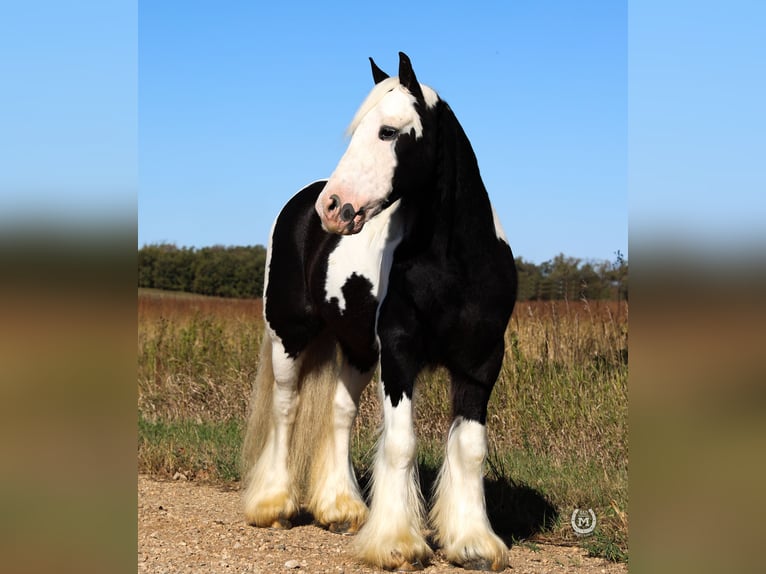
top-left (242, 52), bottom-right (517, 571)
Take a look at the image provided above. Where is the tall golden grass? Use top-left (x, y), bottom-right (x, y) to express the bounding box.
top-left (138, 288), bottom-right (263, 423)
top-left (138, 289), bottom-right (628, 557)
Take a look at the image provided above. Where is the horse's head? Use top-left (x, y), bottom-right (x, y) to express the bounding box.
top-left (315, 52), bottom-right (439, 235)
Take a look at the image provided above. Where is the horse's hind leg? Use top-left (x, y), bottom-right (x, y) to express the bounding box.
top-left (243, 337), bottom-right (302, 529)
top-left (307, 358), bottom-right (372, 534)
top-left (430, 350), bottom-right (508, 571)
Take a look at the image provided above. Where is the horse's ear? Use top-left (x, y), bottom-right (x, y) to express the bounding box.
top-left (398, 52), bottom-right (424, 104)
top-left (369, 57), bottom-right (389, 84)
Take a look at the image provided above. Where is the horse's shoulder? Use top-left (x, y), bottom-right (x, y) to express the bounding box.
top-left (276, 180), bottom-right (327, 221)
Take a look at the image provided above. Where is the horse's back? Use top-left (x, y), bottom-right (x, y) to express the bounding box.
top-left (268, 180), bottom-right (329, 259)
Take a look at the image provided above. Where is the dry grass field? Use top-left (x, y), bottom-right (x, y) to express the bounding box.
top-left (138, 289), bottom-right (628, 561)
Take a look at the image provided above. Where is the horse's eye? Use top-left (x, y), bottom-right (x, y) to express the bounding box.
top-left (378, 126), bottom-right (399, 141)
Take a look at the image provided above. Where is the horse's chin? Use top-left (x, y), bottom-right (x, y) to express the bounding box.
top-left (320, 219), bottom-right (366, 236)
top-left (345, 225), bottom-right (365, 235)
top-left (334, 226), bottom-right (364, 236)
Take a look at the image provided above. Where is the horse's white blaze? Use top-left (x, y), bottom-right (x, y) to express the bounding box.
top-left (353, 394), bottom-right (431, 567)
top-left (316, 78), bottom-right (438, 234)
top-left (346, 76), bottom-right (439, 139)
top-left (324, 88), bottom-right (414, 211)
top-left (430, 417), bottom-right (508, 566)
top-left (324, 200), bottom-right (403, 312)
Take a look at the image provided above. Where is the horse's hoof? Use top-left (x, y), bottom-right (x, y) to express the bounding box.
top-left (391, 559), bottom-right (424, 572)
top-left (327, 520), bottom-right (354, 535)
top-left (460, 558), bottom-right (505, 572)
top-left (269, 517), bottom-right (292, 530)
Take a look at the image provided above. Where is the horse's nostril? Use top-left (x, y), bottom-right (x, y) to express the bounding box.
top-left (340, 203), bottom-right (356, 222)
top-left (328, 194), bottom-right (341, 212)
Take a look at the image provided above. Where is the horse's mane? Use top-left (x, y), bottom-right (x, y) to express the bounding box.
top-left (346, 76), bottom-right (439, 137)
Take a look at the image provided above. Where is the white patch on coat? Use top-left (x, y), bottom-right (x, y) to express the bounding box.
top-left (346, 77), bottom-right (439, 137)
top-left (324, 200), bottom-right (403, 313)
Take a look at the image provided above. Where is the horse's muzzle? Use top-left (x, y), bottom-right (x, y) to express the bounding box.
top-left (317, 193), bottom-right (367, 235)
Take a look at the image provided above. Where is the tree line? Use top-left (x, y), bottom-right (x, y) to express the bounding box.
top-left (138, 243), bottom-right (627, 302)
top-left (516, 251), bottom-right (628, 302)
top-left (138, 244), bottom-right (267, 299)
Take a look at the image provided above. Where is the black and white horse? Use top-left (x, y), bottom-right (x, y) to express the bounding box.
top-left (242, 53), bottom-right (517, 571)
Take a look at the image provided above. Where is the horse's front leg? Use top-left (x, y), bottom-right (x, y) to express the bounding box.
top-left (353, 308), bottom-right (432, 570)
top-left (353, 390), bottom-right (432, 570)
top-left (307, 358), bottom-right (373, 534)
top-left (430, 345), bottom-right (509, 571)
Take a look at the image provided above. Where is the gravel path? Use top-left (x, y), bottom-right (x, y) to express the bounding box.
top-left (138, 475), bottom-right (626, 573)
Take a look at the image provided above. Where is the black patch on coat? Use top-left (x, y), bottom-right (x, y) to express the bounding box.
top-left (322, 273), bottom-right (380, 374)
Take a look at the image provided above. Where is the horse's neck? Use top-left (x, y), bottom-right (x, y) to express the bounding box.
top-left (420, 102), bottom-right (498, 257)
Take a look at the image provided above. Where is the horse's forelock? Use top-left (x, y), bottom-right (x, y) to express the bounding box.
top-left (345, 77), bottom-right (400, 137)
top-left (345, 77), bottom-right (439, 138)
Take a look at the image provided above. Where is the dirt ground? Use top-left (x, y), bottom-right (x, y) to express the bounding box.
top-left (138, 475), bottom-right (627, 574)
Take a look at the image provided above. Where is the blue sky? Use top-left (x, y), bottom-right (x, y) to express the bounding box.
top-left (3, 2), bottom-right (762, 266)
top-left (138, 1), bottom-right (627, 264)
top-left (629, 0), bottom-right (765, 255)
top-left (0, 0), bottom-right (136, 221)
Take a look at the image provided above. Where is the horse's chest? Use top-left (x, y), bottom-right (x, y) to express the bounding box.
top-left (319, 207), bottom-right (404, 316)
